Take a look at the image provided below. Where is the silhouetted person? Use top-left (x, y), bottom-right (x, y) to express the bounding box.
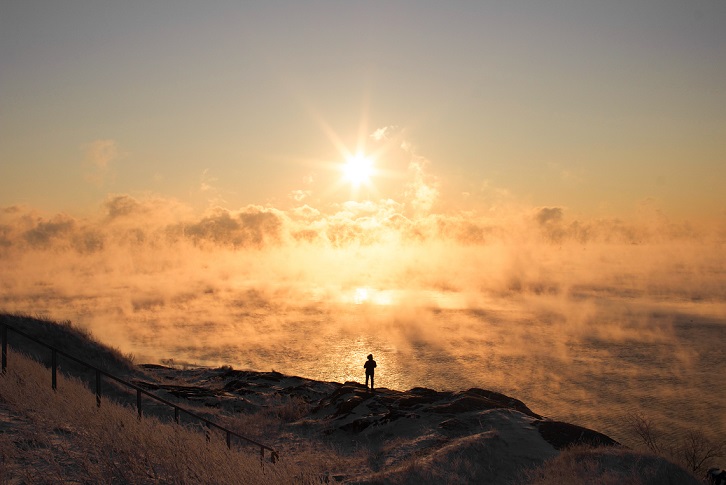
top-left (364, 354), bottom-right (377, 391)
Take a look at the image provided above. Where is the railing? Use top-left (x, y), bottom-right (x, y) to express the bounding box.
top-left (0, 322), bottom-right (278, 463)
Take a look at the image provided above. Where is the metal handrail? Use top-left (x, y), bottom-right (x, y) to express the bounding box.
top-left (0, 321), bottom-right (278, 463)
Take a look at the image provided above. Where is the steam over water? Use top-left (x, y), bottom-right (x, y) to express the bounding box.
top-left (1, 200), bottom-right (725, 446)
top-left (168, 295), bottom-right (726, 446)
top-left (5, 282), bottom-right (724, 447)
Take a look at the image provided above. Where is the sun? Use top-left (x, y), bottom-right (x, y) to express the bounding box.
top-left (342, 152), bottom-right (373, 186)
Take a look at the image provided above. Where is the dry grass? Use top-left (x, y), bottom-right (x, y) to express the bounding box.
top-left (524, 445), bottom-right (700, 485)
top-left (0, 348), bottom-right (327, 484)
top-left (1, 313), bottom-right (138, 388)
top-left (0, 313), bottom-right (365, 482)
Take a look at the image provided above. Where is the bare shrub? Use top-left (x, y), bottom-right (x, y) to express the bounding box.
top-left (628, 412), bottom-right (662, 454)
top-left (677, 429), bottom-right (726, 475)
top-left (627, 412), bottom-right (726, 475)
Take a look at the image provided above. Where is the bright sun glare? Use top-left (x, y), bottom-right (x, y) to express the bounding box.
top-left (343, 153), bottom-right (373, 186)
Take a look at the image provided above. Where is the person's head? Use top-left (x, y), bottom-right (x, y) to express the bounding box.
top-left (367, 354), bottom-right (373, 360)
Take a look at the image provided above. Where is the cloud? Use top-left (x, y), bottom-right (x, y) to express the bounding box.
top-left (83, 139), bottom-right (120, 186)
top-left (0, 187), bottom-right (719, 260)
top-left (85, 139), bottom-right (118, 169)
top-left (536, 207), bottom-right (564, 226)
top-left (548, 162), bottom-right (582, 183)
top-left (289, 190), bottom-right (311, 202)
top-left (22, 214), bottom-right (76, 249)
top-left (199, 169), bottom-right (217, 193)
top-left (104, 194), bottom-right (146, 220)
top-left (290, 205), bottom-right (320, 220)
top-left (198, 169), bottom-right (231, 207)
top-left (371, 125), bottom-right (398, 141)
top-left (405, 159), bottom-right (440, 216)
top-left (179, 205), bottom-right (284, 249)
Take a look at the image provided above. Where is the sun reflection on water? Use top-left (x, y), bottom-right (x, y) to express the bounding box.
top-left (342, 286), bottom-right (394, 306)
top-left (354, 287), bottom-right (368, 304)
top-left (307, 335), bottom-right (409, 390)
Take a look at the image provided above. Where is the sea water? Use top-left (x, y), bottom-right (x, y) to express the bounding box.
top-left (86, 287), bottom-right (726, 448)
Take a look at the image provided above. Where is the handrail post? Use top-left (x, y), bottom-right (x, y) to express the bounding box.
top-left (52, 349), bottom-right (57, 390)
top-left (96, 369), bottom-right (102, 407)
top-left (1, 322), bottom-right (279, 462)
top-left (1, 323), bottom-right (7, 374)
top-left (137, 389), bottom-right (142, 419)
top-left (0, 320), bottom-right (8, 374)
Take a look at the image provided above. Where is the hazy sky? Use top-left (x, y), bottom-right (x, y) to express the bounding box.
top-left (2, 2), bottom-right (726, 445)
top-left (2, 1), bottom-right (725, 220)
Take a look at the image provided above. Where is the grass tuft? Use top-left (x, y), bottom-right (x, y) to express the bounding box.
top-left (0, 348), bottom-right (327, 484)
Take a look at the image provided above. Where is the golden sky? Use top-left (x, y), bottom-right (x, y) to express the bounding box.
top-left (1, 2), bottom-right (725, 222)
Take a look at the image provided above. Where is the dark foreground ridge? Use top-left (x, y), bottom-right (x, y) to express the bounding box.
top-left (132, 365), bottom-right (635, 483)
top-left (137, 367), bottom-right (705, 484)
top-left (138, 365), bottom-right (617, 452)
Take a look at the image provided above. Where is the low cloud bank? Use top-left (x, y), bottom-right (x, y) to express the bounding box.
top-left (2, 192), bottom-right (720, 250)
top-left (2, 192), bottom-right (724, 327)
top-left (1, 196), bottom-right (723, 383)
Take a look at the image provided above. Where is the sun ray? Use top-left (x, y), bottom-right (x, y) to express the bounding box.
top-left (294, 94), bottom-right (408, 202)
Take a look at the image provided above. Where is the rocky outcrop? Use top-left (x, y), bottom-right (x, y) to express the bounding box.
top-left (138, 365), bottom-right (625, 483)
top-left (536, 420), bottom-right (618, 450)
